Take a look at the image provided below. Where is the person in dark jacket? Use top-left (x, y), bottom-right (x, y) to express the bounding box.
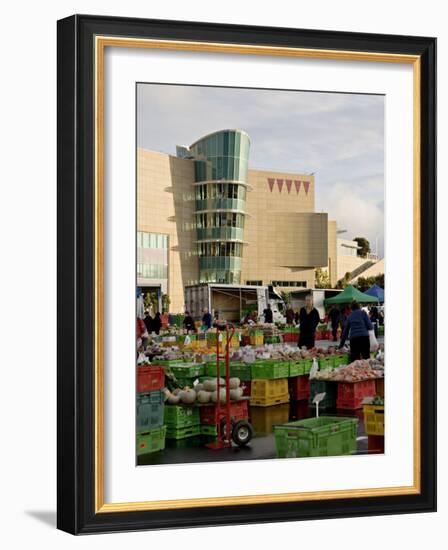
top-left (263, 304), bottom-right (273, 323)
top-left (143, 311), bottom-right (153, 333)
top-left (202, 308), bottom-right (212, 330)
top-left (298, 295), bottom-right (320, 349)
top-left (328, 305), bottom-right (341, 342)
top-left (339, 301), bottom-right (373, 362)
top-left (285, 306), bottom-right (295, 325)
top-left (369, 305), bottom-right (379, 338)
top-left (152, 312), bottom-right (162, 335)
top-left (183, 311), bottom-right (196, 332)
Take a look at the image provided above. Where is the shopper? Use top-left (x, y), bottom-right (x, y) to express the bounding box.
top-left (286, 306), bottom-right (295, 325)
top-left (136, 317), bottom-right (148, 349)
top-left (369, 305), bottom-right (379, 338)
top-left (143, 310), bottom-right (153, 333)
top-left (298, 295), bottom-right (320, 349)
top-left (263, 304), bottom-right (273, 324)
top-left (183, 311), bottom-right (196, 332)
top-left (152, 312), bottom-right (162, 335)
top-left (328, 305), bottom-right (341, 342)
top-left (339, 300), bottom-right (373, 362)
top-left (202, 308), bottom-right (212, 330)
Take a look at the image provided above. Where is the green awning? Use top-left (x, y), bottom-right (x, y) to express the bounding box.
top-left (324, 284), bottom-right (379, 305)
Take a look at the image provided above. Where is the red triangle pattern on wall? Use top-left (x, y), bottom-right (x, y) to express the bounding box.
top-left (294, 180), bottom-right (301, 194)
top-left (285, 179), bottom-right (292, 193)
top-left (268, 178), bottom-right (275, 192)
top-left (277, 179), bottom-right (284, 192)
top-left (303, 181), bottom-right (310, 195)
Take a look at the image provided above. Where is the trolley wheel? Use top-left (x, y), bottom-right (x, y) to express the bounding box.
top-left (231, 420), bottom-right (253, 447)
top-left (219, 417), bottom-right (235, 439)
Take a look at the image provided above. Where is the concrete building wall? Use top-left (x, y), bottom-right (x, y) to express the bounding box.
top-left (327, 221), bottom-right (338, 287)
top-left (337, 255), bottom-right (372, 281)
top-left (137, 148), bottom-right (198, 311)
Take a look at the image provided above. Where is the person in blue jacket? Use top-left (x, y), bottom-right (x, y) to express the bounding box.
top-left (202, 308), bottom-right (212, 330)
top-left (339, 300), bottom-right (373, 362)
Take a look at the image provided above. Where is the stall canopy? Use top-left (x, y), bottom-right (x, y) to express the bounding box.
top-left (364, 283), bottom-right (385, 302)
top-left (324, 284), bottom-right (379, 305)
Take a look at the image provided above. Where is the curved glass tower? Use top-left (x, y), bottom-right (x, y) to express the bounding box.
top-left (183, 129), bottom-right (250, 284)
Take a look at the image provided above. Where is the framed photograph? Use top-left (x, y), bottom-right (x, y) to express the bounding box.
top-left (57, 14), bottom-right (436, 534)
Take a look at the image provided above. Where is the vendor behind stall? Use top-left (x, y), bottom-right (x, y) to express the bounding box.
top-left (298, 295), bottom-right (320, 349)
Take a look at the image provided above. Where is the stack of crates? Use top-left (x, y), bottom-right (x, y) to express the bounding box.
top-left (274, 416), bottom-right (358, 458)
top-left (250, 378), bottom-right (289, 407)
top-left (136, 364), bottom-right (166, 456)
top-left (289, 375), bottom-right (310, 401)
top-left (289, 358), bottom-right (312, 377)
top-left (249, 329), bottom-right (264, 346)
top-left (250, 403), bottom-right (289, 434)
top-left (363, 403), bottom-right (384, 436)
top-left (336, 380), bottom-right (376, 410)
top-left (167, 362), bottom-right (204, 388)
top-left (251, 360), bottom-right (289, 380)
top-left (164, 405), bottom-right (200, 439)
top-left (200, 400), bottom-right (249, 436)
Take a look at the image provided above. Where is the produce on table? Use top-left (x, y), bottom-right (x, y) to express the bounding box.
top-left (312, 358), bottom-right (384, 382)
top-left (179, 389), bottom-right (196, 404)
top-left (197, 390), bottom-right (211, 404)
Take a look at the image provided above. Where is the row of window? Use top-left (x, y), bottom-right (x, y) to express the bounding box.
top-left (194, 157), bottom-right (249, 183)
top-left (271, 281), bottom-right (307, 288)
top-left (199, 257), bottom-right (242, 271)
top-left (137, 232), bottom-right (168, 250)
top-left (246, 280), bottom-right (263, 286)
top-left (137, 263), bottom-right (168, 279)
top-left (190, 130), bottom-right (250, 163)
top-left (198, 241), bottom-right (244, 258)
top-left (196, 212), bottom-right (245, 229)
top-left (199, 269), bottom-right (241, 284)
top-left (195, 182), bottom-right (247, 201)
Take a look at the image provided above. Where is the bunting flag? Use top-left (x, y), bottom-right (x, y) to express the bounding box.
top-left (303, 181), bottom-right (310, 195)
top-left (268, 178), bottom-right (275, 192)
top-left (277, 179), bottom-right (284, 192)
top-left (294, 180), bottom-right (301, 194)
top-left (285, 179), bottom-right (292, 193)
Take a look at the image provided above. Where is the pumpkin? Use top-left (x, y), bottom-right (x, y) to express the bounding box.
top-left (197, 390), bottom-right (211, 404)
top-left (179, 389), bottom-right (196, 404)
top-left (229, 377), bottom-right (240, 389)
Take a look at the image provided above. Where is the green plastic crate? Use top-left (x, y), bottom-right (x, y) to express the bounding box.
top-left (200, 424), bottom-right (218, 436)
top-left (289, 359), bottom-right (313, 377)
top-left (333, 355), bottom-right (349, 367)
top-left (251, 360), bottom-right (290, 379)
top-left (164, 405), bottom-right (200, 429)
top-left (136, 391), bottom-right (165, 431)
top-left (174, 377), bottom-right (198, 388)
top-left (169, 362), bottom-right (205, 378)
top-left (166, 424), bottom-right (201, 440)
top-left (136, 426), bottom-right (166, 456)
top-left (205, 360), bottom-right (227, 377)
top-left (318, 357), bottom-right (334, 370)
top-left (274, 416), bottom-right (358, 458)
top-left (378, 325), bottom-right (384, 336)
top-left (230, 361), bottom-right (252, 381)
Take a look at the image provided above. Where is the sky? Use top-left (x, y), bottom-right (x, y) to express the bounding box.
top-left (137, 84), bottom-right (384, 257)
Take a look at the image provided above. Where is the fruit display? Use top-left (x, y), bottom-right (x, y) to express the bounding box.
top-left (313, 358), bottom-right (384, 382)
top-left (163, 377), bottom-right (244, 405)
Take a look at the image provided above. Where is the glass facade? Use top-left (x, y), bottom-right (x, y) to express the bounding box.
top-left (137, 231), bottom-right (168, 249)
top-left (182, 129), bottom-right (250, 285)
top-left (137, 263), bottom-right (168, 279)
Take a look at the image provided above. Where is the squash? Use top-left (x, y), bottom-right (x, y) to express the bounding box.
top-left (179, 389), bottom-right (196, 404)
top-left (197, 390), bottom-right (211, 404)
top-left (229, 377), bottom-right (240, 389)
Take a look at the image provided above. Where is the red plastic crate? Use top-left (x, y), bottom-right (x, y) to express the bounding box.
top-left (241, 381), bottom-right (251, 397)
top-left (336, 380), bottom-right (376, 410)
top-left (368, 434), bottom-right (384, 453)
top-left (241, 335), bottom-right (251, 346)
top-left (137, 365), bottom-right (165, 393)
top-left (200, 400), bottom-right (249, 425)
top-left (289, 375), bottom-right (310, 401)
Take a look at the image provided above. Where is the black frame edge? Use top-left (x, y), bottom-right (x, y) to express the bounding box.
top-left (57, 15), bottom-right (437, 535)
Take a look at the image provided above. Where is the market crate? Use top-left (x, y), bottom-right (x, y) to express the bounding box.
top-left (200, 400), bottom-right (249, 425)
top-left (200, 424), bottom-right (218, 436)
top-left (230, 361), bottom-right (252, 381)
top-left (250, 378), bottom-right (289, 407)
top-left (318, 357), bottom-right (333, 370)
top-left (336, 380), bottom-right (376, 410)
top-left (164, 405), bottom-right (200, 429)
top-left (250, 403), bottom-right (290, 434)
top-left (154, 359), bottom-right (187, 367)
top-left (250, 335), bottom-right (264, 346)
top-left (205, 360), bottom-right (226, 377)
top-left (309, 380), bottom-right (337, 409)
top-left (289, 360), bottom-right (305, 377)
top-left (368, 434), bottom-right (384, 453)
top-left (168, 362), bottom-right (205, 378)
top-left (375, 378), bottom-right (385, 398)
top-left (136, 390), bottom-right (165, 431)
top-left (333, 355), bottom-right (349, 367)
top-left (265, 335), bottom-right (281, 344)
top-left (274, 416), bottom-right (358, 458)
top-left (378, 325), bottom-right (384, 336)
top-left (136, 426), bottom-right (166, 457)
top-left (137, 365), bottom-right (165, 393)
top-left (241, 335), bottom-right (251, 346)
top-left (165, 424), bottom-right (201, 440)
top-left (174, 377), bottom-right (198, 389)
top-left (251, 360), bottom-right (289, 379)
top-left (289, 375), bottom-right (310, 401)
top-left (363, 404), bottom-right (384, 436)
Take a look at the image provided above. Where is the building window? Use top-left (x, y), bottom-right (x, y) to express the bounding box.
top-left (246, 280), bottom-right (263, 286)
top-left (137, 231), bottom-right (168, 250)
top-left (137, 263), bottom-right (168, 279)
top-left (271, 281), bottom-right (307, 288)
